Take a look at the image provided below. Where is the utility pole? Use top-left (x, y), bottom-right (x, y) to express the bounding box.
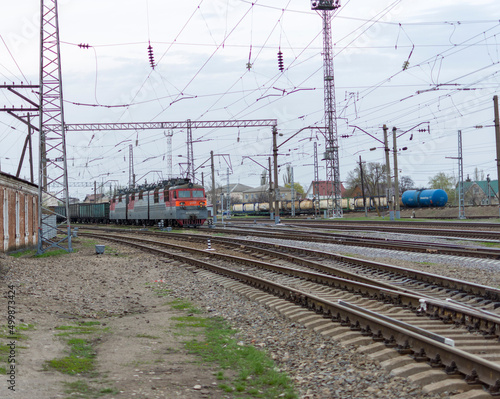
top-left (268, 157), bottom-right (274, 220)
top-left (272, 125), bottom-right (280, 224)
top-left (383, 125), bottom-right (394, 220)
top-left (458, 130), bottom-right (466, 219)
top-left (210, 150), bottom-right (216, 224)
top-left (314, 141), bottom-right (320, 218)
top-left (312, 0), bottom-right (342, 218)
top-left (291, 166), bottom-right (296, 217)
top-left (129, 144), bottom-right (135, 189)
top-left (392, 126), bottom-right (400, 219)
top-left (38, 0), bottom-right (72, 254)
top-left (166, 130), bottom-right (173, 179)
top-left (186, 119), bottom-right (195, 182)
top-left (226, 167), bottom-right (231, 219)
top-left (359, 155), bottom-right (367, 217)
top-left (494, 95), bottom-right (500, 217)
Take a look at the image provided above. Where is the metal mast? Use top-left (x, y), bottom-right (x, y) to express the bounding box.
top-left (457, 130), bottom-right (466, 219)
top-left (38, 0), bottom-right (72, 253)
top-left (312, 0), bottom-right (342, 218)
top-left (128, 144), bottom-right (135, 189)
top-left (166, 130), bottom-right (173, 179)
top-left (186, 119), bottom-right (194, 182)
top-left (313, 141), bottom-right (320, 217)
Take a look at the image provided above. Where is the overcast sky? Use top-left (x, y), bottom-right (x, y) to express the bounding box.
top-left (1, 0), bottom-right (499, 199)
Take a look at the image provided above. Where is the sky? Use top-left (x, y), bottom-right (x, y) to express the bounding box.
top-left (0, 0), bottom-right (499, 199)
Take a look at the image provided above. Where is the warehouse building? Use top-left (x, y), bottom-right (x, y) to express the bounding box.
top-left (0, 172), bottom-right (38, 252)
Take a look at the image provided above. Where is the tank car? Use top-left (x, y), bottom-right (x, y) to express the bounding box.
top-left (401, 189), bottom-right (448, 208)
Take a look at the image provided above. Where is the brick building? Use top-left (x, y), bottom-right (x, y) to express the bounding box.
top-left (0, 172), bottom-right (38, 252)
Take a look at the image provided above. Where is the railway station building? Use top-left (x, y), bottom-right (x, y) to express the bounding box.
top-left (0, 172), bottom-right (38, 252)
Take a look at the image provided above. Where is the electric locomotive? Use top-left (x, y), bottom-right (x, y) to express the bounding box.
top-left (110, 178), bottom-right (208, 227)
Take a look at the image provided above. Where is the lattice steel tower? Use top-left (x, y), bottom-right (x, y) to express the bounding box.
top-left (38, 0), bottom-right (72, 253)
top-left (311, 0), bottom-right (342, 218)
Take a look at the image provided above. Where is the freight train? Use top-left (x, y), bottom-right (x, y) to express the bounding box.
top-left (55, 178), bottom-right (208, 227)
top-left (231, 196), bottom-right (393, 216)
top-left (231, 189), bottom-right (448, 216)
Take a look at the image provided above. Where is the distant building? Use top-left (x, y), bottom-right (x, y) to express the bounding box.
top-left (305, 181), bottom-right (346, 199)
top-left (459, 180), bottom-right (499, 205)
top-left (242, 184), bottom-right (293, 202)
top-left (83, 193), bottom-right (108, 204)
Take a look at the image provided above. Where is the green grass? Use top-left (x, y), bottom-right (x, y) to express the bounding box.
top-left (171, 301), bottom-right (297, 399)
top-left (63, 380), bottom-right (119, 398)
top-left (54, 322), bottom-right (107, 337)
top-left (45, 322), bottom-right (109, 379)
top-left (475, 241), bottom-right (500, 248)
top-left (168, 298), bottom-right (202, 314)
top-left (9, 249), bottom-right (36, 258)
top-left (0, 323), bottom-right (34, 374)
top-left (34, 248), bottom-right (74, 258)
top-left (45, 338), bottom-right (96, 376)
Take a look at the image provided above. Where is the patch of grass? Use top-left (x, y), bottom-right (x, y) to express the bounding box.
top-left (54, 323), bottom-right (106, 337)
top-left (34, 248), bottom-right (73, 258)
top-left (171, 301), bottom-right (298, 399)
top-left (476, 241), bottom-right (500, 248)
top-left (45, 322), bottom-right (109, 378)
top-left (172, 316), bottom-right (210, 328)
top-left (46, 338), bottom-right (96, 376)
top-left (9, 249), bottom-right (36, 258)
top-left (63, 380), bottom-right (119, 398)
top-left (0, 323), bottom-right (34, 373)
top-left (168, 298), bottom-right (202, 314)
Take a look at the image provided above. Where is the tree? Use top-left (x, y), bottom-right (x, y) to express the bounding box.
top-left (282, 165), bottom-right (292, 186)
top-left (399, 176), bottom-right (415, 193)
top-left (428, 172), bottom-right (454, 190)
top-left (346, 162), bottom-right (387, 198)
top-left (285, 182), bottom-right (305, 198)
top-left (428, 172), bottom-right (457, 205)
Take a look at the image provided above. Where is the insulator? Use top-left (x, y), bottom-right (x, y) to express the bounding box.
top-left (277, 50), bottom-right (284, 72)
top-left (78, 43), bottom-right (90, 49)
top-left (147, 43), bottom-right (155, 69)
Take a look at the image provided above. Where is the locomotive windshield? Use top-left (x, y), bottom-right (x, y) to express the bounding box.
top-left (178, 191), bottom-right (191, 198)
top-left (192, 190), bottom-right (204, 198)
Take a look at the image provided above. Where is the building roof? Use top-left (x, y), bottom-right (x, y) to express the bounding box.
top-left (220, 183), bottom-right (254, 193)
top-left (462, 180), bottom-right (498, 195)
top-left (0, 171), bottom-right (37, 188)
top-left (306, 181), bottom-right (346, 197)
top-left (84, 193), bottom-right (106, 202)
top-left (242, 184), bottom-right (291, 193)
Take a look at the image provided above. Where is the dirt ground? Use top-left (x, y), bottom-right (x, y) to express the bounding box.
top-left (0, 239), bottom-right (227, 399)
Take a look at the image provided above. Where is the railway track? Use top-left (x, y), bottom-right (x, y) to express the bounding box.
top-left (227, 219), bottom-right (500, 241)
top-left (204, 224), bottom-right (500, 259)
top-left (235, 218), bottom-right (500, 231)
top-left (82, 230), bottom-right (500, 396)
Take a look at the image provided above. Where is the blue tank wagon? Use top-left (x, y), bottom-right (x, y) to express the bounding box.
top-left (401, 189), bottom-right (448, 208)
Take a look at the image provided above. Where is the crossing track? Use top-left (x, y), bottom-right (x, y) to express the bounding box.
top-left (81, 229), bottom-right (500, 396)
